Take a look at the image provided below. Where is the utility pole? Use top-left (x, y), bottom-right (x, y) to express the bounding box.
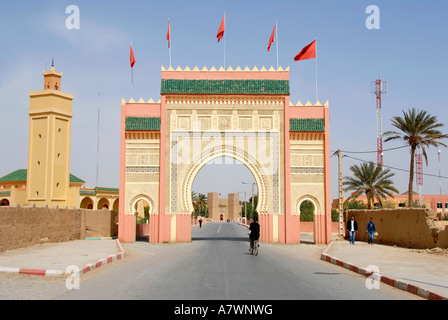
top-left (338, 149), bottom-right (344, 238)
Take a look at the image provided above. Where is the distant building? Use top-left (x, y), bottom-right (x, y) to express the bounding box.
top-left (0, 66), bottom-right (118, 210)
top-left (207, 192), bottom-right (240, 221)
top-left (333, 193), bottom-right (448, 218)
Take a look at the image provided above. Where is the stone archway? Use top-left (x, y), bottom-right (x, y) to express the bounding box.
top-left (129, 194), bottom-right (155, 216)
top-left (0, 199), bottom-right (10, 206)
top-left (180, 145), bottom-right (269, 217)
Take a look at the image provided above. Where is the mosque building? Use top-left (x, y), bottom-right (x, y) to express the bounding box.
top-left (0, 65), bottom-right (119, 211)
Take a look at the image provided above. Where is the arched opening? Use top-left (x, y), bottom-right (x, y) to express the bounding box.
top-left (299, 197), bottom-right (319, 244)
top-left (0, 199), bottom-right (10, 206)
top-left (134, 199), bottom-right (150, 224)
top-left (112, 199), bottom-right (119, 212)
top-left (130, 195), bottom-right (154, 242)
top-left (191, 156), bottom-right (259, 241)
top-left (97, 198), bottom-right (110, 210)
top-left (80, 197), bottom-right (94, 209)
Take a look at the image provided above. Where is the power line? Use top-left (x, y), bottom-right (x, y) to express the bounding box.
top-left (343, 154), bottom-right (448, 180)
top-left (331, 145), bottom-right (409, 155)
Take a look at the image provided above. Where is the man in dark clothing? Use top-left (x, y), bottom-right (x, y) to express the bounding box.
top-left (249, 217), bottom-right (260, 251)
top-left (367, 217), bottom-right (376, 244)
top-left (346, 215), bottom-right (358, 245)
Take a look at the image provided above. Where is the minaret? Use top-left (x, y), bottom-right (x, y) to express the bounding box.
top-left (27, 63), bottom-right (74, 206)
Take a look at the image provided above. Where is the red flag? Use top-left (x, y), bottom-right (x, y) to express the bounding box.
top-left (268, 24), bottom-right (276, 52)
top-left (294, 40), bottom-right (316, 61)
top-left (217, 14), bottom-right (225, 43)
top-left (167, 19), bottom-right (171, 48)
top-left (130, 44), bottom-right (136, 68)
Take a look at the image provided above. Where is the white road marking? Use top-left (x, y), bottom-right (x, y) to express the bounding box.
top-left (217, 224), bottom-right (222, 234)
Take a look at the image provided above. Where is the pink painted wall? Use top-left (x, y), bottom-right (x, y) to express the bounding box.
top-left (323, 104), bottom-right (332, 244)
top-left (118, 102), bottom-right (135, 243)
top-left (136, 224), bottom-right (150, 236)
top-left (300, 222), bottom-right (339, 234)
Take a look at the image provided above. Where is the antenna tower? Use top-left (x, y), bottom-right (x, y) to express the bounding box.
top-left (372, 78), bottom-right (387, 167)
top-left (416, 151), bottom-right (424, 207)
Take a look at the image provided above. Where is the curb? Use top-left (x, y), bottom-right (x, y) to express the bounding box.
top-left (85, 237), bottom-right (117, 241)
top-left (0, 239), bottom-right (126, 277)
top-left (320, 244), bottom-right (447, 301)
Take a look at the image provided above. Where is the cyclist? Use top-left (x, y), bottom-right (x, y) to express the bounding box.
top-left (249, 216), bottom-right (260, 251)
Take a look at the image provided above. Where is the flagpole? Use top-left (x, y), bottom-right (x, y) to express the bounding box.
top-left (96, 91), bottom-right (100, 187)
top-left (131, 67), bottom-right (134, 98)
top-left (224, 12), bottom-right (226, 69)
top-left (169, 18), bottom-right (172, 68)
top-left (131, 42), bottom-right (134, 98)
top-left (276, 21), bottom-right (279, 69)
top-left (315, 37), bottom-right (318, 102)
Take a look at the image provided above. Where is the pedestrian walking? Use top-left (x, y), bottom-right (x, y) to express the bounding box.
top-left (199, 218), bottom-right (203, 228)
top-left (367, 217), bottom-right (376, 245)
top-left (346, 215), bottom-right (358, 245)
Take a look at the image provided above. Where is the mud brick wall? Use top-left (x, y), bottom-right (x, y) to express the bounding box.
top-left (0, 206), bottom-right (118, 251)
top-left (346, 208), bottom-right (448, 249)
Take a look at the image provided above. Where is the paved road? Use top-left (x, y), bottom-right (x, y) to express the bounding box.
top-left (0, 222), bottom-right (420, 300)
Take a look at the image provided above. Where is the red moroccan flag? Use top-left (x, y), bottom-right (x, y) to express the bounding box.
top-left (130, 44), bottom-right (136, 68)
top-left (268, 24), bottom-right (276, 52)
top-left (294, 40), bottom-right (316, 61)
top-left (217, 14), bottom-right (225, 43)
top-left (167, 19), bottom-right (171, 48)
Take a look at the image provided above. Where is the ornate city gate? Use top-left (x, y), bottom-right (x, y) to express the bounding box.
top-left (119, 66), bottom-right (332, 244)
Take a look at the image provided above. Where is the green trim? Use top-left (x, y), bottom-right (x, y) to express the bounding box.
top-left (0, 191), bottom-right (11, 196)
top-left (290, 118), bottom-right (325, 132)
top-left (161, 79), bottom-right (290, 95)
top-left (80, 190), bottom-right (96, 195)
top-left (0, 169), bottom-right (85, 184)
top-left (94, 187), bottom-right (119, 192)
top-left (126, 117), bottom-right (161, 131)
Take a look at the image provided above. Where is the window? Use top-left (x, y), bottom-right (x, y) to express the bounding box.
top-left (437, 202), bottom-right (443, 209)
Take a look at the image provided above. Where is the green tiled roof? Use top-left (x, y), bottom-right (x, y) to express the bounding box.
top-left (126, 117), bottom-right (161, 131)
top-left (0, 169), bottom-right (27, 182)
top-left (161, 79), bottom-right (290, 95)
top-left (0, 169), bottom-right (85, 184)
top-left (290, 118), bottom-right (325, 132)
top-left (70, 174), bottom-right (85, 183)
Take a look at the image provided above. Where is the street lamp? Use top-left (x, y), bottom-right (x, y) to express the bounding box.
top-left (242, 181), bottom-right (256, 222)
top-left (237, 190), bottom-right (247, 224)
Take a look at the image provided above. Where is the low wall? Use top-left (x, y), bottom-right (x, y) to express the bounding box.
top-left (85, 209), bottom-right (118, 238)
top-left (346, 208), bottom-right (448, 249)
top-left (0, 206), bottom-right (118, 251)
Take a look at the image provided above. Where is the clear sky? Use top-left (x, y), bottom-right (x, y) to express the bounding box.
top-left (1, 0), bottom-right (447, 200)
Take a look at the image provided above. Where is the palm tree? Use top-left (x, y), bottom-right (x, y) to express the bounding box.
top-left (191, 192), bottom-right (207, 220)
top-left (343, 162), bottom-right (399, 209)
top-left (196, 193), bottom-right (207, 217)
top-left (384, 108), bottom-right (448, 207)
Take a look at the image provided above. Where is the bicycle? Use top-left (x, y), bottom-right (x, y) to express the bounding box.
top-left (249, 234), bottom-right (260, 256)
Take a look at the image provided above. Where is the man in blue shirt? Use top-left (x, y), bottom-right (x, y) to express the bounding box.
top-left (367, 218), bottom-right (376, 245)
